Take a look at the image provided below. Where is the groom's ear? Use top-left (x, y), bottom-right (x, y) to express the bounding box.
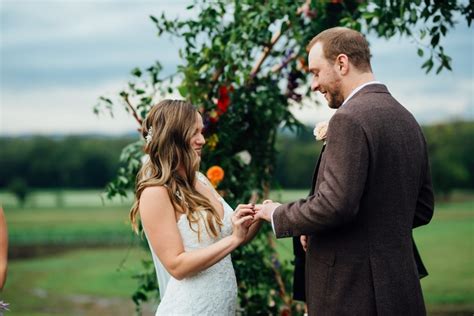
top-left (335, 54), bottom-right (349, 75)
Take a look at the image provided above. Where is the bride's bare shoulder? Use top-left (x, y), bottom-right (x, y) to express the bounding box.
top-left (140, 186), bottom-right (171, 204)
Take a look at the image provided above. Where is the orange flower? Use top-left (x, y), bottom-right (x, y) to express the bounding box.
top-left (206, 166), bottom-right (225, 188)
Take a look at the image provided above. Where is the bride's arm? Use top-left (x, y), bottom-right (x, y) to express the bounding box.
top-left (0, 207), bottom-right (7, 290)
top-left (140, 186), bottom-right (253, 280)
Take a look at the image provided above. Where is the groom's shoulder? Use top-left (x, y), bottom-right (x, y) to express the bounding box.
top-left (350, 83), bottom-right (391, 102)
top-left (344, 85), bottom-right (404, 117)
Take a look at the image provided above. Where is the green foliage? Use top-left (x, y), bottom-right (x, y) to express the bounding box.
top-left (131, 258), bottom-right (159, 315)
top-left (340, 0), bottom-right (472, 74)
top-left (104, 140), bottom-right (144, 200)
top-left (94, 1), bottom-right (472, 314)
top-left (7, 178), bottom-right (29, 207)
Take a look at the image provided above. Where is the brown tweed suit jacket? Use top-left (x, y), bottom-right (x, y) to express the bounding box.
top-left (273, 84), bottom-right (434, 315)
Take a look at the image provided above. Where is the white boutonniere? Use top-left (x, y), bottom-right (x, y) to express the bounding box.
top-left (313, 121), bottom-right (328, 145)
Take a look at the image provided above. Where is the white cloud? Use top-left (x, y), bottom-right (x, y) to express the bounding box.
top-left (1, 0), bottom-right (193, 47)
top-left (0, 80), bottom-right (141, 135)
top-left (0, 1), bottom-right (472, 135)
top-left (387, 77), bottom-right (474, 123)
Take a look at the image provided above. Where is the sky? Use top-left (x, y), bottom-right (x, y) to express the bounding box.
top-left (0, 0), bottom-right (473, 136)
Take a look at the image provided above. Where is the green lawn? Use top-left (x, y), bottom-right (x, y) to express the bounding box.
top-left (0, 189), bottom-right (133, 208)
top-left (6, 205), bottom-right (134, 246)
top-left (1, 247), bottom-right (156, 316)
top-left (2, 190), bottom-right (134, 246)
top-left (0, 190), bottom-right (473, 315)
top-left (414, 200), bottom-right (474, 312)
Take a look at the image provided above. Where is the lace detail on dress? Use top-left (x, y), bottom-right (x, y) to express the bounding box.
top-left (147, 172), bottom-right (237, 316)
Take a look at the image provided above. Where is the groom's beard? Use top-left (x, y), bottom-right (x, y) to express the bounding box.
top-left (327, 86), bottom-right (344, 109)
top-left (323, 73), bottom-right (344, 109)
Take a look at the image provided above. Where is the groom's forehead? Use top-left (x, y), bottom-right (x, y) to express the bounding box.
top-left (308, 45), bottom-right (326, 74)
top-left (309, 43), bottom-right (327, 65)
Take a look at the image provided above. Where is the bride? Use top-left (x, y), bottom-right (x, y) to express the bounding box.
top-left (129, 99), bottom-right (261, 315)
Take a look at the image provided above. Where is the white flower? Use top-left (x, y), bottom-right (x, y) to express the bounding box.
top-left (235, 150), bottom-right (252, 165)
top-left (145, 127), bottom-right (153, 144)
top-left (313, 121), bottom-right (329, 142)
top-left (0, 300), bottom-right (10, 312)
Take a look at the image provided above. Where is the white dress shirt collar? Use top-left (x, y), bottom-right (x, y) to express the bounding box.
top-left (341, 81), bottom-right (381, 107)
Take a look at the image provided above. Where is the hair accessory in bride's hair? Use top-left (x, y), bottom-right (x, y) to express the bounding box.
top-left (145, 127), bottom-right (153, 144)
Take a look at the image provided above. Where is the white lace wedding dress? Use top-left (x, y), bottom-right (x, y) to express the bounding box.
top-left (145, 172), bottom-right (238, 316)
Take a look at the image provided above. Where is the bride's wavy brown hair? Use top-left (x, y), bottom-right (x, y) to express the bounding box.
top-left (130, 99), bottom-right (223, 239)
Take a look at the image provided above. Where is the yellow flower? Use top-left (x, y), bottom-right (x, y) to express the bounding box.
top-left (206, 166), bottom-right (225, 188)
top-left (207, 134), bottom-right (219, 150)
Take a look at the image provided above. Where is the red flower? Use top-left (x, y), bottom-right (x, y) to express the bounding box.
top-left (217, 97), bottom-right (230, 114)
top-left (217, 85), bottom-right (233, 114)
top-left (280, 308), bottom-right (291, 316)
top-left (219, 85), bottom-right (228, 95)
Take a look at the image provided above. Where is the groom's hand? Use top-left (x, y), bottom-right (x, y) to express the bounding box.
top-left (254, 201), bottom-right (281, 222)
top-left (300, 235), bottom-right (308, 252)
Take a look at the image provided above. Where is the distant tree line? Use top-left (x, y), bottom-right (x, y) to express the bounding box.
top-left (423, 121), bottom-right (474, 196)
top-left (0, 121), bottom-right (472, 199)
top-left (0, 136), bottom-right (135, 192)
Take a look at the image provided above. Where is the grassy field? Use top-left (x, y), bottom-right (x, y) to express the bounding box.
top-left (2, 247), bottom-right (156, 316)
top-left (414, 199), bottom-right (474, 312)
top-left (0, 189), bottom-right (473, 315)
top-left (1, 190), bottom-right (134, 247)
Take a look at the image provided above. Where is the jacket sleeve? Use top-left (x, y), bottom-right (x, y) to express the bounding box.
top-left (273, 112), bottom-right (369, 238)
top-left (413, 136), bottom-right (434, 228)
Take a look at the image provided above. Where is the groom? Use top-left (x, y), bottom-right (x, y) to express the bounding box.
top-left (256, 27), bottom-right (434, 315)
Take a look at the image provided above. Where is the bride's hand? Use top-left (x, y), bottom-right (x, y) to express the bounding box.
top-left (231, 204), bottom-right (255, 243)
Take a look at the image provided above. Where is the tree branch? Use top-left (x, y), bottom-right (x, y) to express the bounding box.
top-left (267, 233), bottom-right (292, 311)
top-left (248, 0), bottom-right (312, 81)
top-left (271, 53), bottom-right (298, 73)
top-left (123, 94), bottom-right (143, 128)
top-left (211, 66), bottom-right (224, 83)
top-left (249, 29), bottom-right (285, 79)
